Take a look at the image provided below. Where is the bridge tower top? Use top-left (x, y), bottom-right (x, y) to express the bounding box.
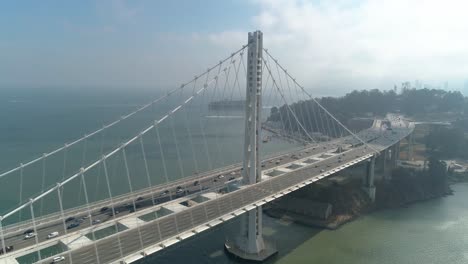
top-left (242, 30), bottom-right (263, 185)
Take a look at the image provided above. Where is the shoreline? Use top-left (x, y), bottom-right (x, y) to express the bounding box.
top-left (264, 176), bottom-right (454, 230)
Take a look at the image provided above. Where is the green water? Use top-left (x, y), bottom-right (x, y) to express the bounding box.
top-left (140, 183), bottom-right (468, 264)
top-left (274, 183), bottom-right (468, 264)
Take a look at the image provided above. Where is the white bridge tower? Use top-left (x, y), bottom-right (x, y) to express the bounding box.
top-left (225, 30), bottom-right (277, 262)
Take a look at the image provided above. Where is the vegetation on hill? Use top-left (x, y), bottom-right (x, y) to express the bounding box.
top-left (425, 126), bottom-right (468, 159)
top-left (377, 156), bottom-right (451, 207)
top-left (267, 87), bottom-right (466, 134)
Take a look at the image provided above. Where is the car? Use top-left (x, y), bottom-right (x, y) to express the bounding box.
top-left (23, 229), bottom-right (34, 235)
top-left (320, 169), bottom-right (325, 172)
top-left (24, 232), bottom-right (36, 239)
top-left (51, 256), bottom-right (65, 263)
top-left (136, 197), bottom-right (144, 201)
top-left (47, 232), bottom-right (59, 239)
top-left (100, 207), bottom-right (109, 213)
top-left (218, 175), bottom-right (225, 179)
top-left (108, 210), bottom-right (120, 216)
top-left (228, 177), bottom-right (236, 181)
top-left (176, 188), bottom-right (184, 194)
top-left (0, 245), bottom-right (13, 255)
top-left (193, 181), bottom-right (199, 186)
top-left (67, 222), bottom-right (80, 229)
top-left (92, 219), bottom-right (101, 225)
top-left (65, 217), bottom-right (75, 222)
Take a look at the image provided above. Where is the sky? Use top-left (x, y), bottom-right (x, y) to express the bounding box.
top-left (1, 0), bottom-right (468, 96)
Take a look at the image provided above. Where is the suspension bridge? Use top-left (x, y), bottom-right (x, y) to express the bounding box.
top-left (0, 31), bottom-right (413, 264)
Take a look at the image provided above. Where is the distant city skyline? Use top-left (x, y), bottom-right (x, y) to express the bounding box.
top-left (1, 0), bottom-right (468, 96)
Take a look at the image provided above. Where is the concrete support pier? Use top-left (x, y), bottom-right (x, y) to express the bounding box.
top-left (390, 142), bottom-right (399, 169)
top-left (380, 149), bottom-right (388, 181)
top-left (225, 30), bottom-right (277, 262)
top-left (362, 155), bottom-right (376, 202)
top-left (408, 133), bottom-right (414, 161)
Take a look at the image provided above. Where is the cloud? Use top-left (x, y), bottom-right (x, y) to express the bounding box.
top-left (208, 0), bottom-right (468, 94)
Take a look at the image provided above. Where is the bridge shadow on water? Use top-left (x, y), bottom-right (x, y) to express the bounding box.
top-left (136, 213), bottom-right (322, 264)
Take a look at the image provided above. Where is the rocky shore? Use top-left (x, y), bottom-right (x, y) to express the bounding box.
top-left (264, 171), bottom-right (452, 230)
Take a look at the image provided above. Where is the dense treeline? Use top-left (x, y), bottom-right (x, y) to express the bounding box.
top-left (425, 126), bottom-right (468, 159)
top-left (268, 88), bottom-right (467, 135)
top-left (377, 157), bottom-right (451, 207)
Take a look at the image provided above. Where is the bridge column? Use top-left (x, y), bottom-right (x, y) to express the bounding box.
top-left (390, 142), bottom-right (399, 169)
top-left (408, 132), bottom-right (414, 161)
top-left (362, 155), bottom-right (376, 202)
top-left (224, 30), bottom-right (277, 262)
top-left (381, 149), bottom-right (388, 181)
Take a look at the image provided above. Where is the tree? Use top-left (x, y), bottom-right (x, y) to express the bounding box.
top-left (427, 155), bottom-right (447, 185)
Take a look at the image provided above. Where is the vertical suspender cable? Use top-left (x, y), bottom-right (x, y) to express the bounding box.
top-left (122, 147), bottom-right (144, 250)
top-left (198, 76), bottom-right (213, 171)
top-left (182, 86), bottom-right (199, 175)
top-left (140, 132), bottom-right (162, 242)
top-left (206, 63), bottom-right (224, 167)
top-left (0, 217), bottom-right (6, 262)
top-left (273, 59), bottom-right (294, 134)
top-left (29, 200), bottom-right (41, 261)
top-left (139, 136), bottom-right (157, 219)
top-left (40, 153), bottom-right (46, 216)
top-left (56, 183), bottom-right (73, 264)
top-left (102, 157), bottom-right (124, 259)
top-left (154, 126), bottom-right (172, 201)
top-left (170, 114), bottom-right (185, 183)
top-left (80, 169), bottom-right (101, 264)
top-left (18, 164), bottom-right (24, 222)
top-left (94, 128), bottom-right (106, 201)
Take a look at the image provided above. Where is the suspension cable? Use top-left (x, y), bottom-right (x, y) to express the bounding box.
top-left (263, 57), bottom-right (316, 143)
top-left (1, 47), bottom-right (242, 222)
top-left (263, 48), bottom-right (379, 153)
top-left (0, 45), bottom-right (248, 182)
